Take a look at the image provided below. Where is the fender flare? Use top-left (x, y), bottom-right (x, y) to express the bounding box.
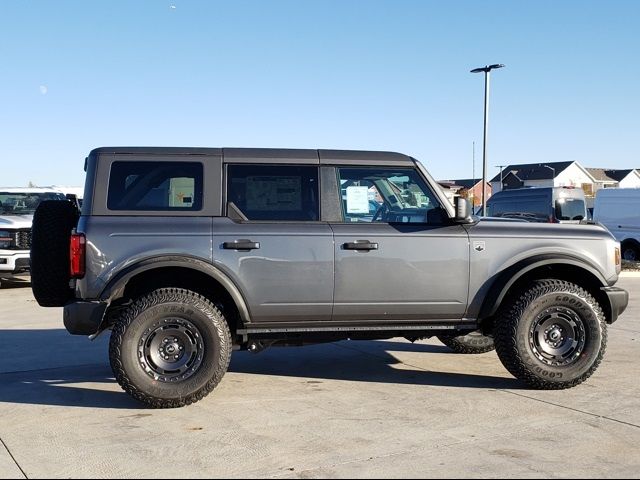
top-left (99, 255), bottom-right (252, 325)
top-left (477, 254), bottom-right (609, 320)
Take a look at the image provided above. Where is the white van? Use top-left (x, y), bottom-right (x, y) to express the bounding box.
top-left (593, 188), bottom-right (640, 261)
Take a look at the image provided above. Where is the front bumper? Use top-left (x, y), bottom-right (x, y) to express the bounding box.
top-left (63, 300), bottom-right (108, 335)
top-left (602, 286), bottom-right (629, 323)
top-left (0, 251), bottom-right (30, 278)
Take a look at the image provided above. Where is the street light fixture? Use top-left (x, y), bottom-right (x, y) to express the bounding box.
top-left (542, 164), bottom-right (556, 186)
top-left (471, 63), bottom-right (505, 215)
top-left (496, 164), bottom-right (507, 190)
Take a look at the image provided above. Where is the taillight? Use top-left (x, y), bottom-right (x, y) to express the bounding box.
top-left (70, 233), bottom-right (86, 278)
top-left (615, 246), bottom-right (621, 274)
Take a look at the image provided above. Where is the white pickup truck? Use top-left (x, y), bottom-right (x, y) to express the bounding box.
top-left (0, 188), bottom-right (68, 281)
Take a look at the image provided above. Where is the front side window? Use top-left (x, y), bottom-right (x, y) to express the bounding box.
top-left (226, 165), bottom-right (319, 221)
top-left (337, 167), bottom-right (445, 224)
top-left (107, 161), bottom-right (203, 211)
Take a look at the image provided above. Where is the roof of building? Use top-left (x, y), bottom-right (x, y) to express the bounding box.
top-left (586, 168), bottom-right (636, 183)
top-left (490, 161), bottom-right (575, 183)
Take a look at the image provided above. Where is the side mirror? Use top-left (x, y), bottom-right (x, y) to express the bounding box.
top-left (453, 197), bottom-right (473, 223)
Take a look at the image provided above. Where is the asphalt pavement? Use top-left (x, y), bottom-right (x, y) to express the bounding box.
top-left (0, 275), bottom-right (639, 479)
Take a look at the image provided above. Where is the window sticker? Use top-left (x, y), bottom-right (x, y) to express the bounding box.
top-left (346, 186), bottom-right (370, 214)
top-left (246, 176), bottom-right (302, 211)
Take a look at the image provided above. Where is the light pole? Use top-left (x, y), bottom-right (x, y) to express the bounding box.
top-left (542, 164), bottom-right (556, 186)
top-left (496, 164), bottom-right (507, 191)
top-left (471, 63), bottom-right (505, 215)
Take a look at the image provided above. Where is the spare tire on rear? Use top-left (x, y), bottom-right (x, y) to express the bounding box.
top-left (31, 200), bottom-right (79, 307)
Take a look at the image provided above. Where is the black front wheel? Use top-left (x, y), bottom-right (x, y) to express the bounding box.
top-left (621, 242), bottom-right (640, 262)
top-left (109, 288), bottom-right (232, 408)
top-left (494, 279), bottom-right (607, 389)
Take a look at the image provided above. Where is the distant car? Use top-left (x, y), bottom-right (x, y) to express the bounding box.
top-left (486, 187), bottom-right (587, 223)
top-left (593, 188), bottom-right (640, 261)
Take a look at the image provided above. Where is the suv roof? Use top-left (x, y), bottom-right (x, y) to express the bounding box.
top-left (89, 147), bottom-right (414, 165)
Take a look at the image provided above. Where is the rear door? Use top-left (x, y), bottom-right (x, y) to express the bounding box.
top-left (329, 165), bottom-right (470, 323)
top-left (212, 162), bottom-right (334, 324)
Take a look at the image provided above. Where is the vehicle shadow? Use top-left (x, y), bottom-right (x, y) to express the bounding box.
top-left (0, 329), bottom-right (521, 409)
top-left (0, 329), bottom-right (141, 410)
top-left (229, 341), bottom-right (521, 390)
top-left (0, 279), bottom-right (31, 289)
top-left (0, 363), bottom-right (142, 409)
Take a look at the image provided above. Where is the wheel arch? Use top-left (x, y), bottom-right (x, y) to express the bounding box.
top-left (99, 255), bottom-right (252, 332)
top-left (621, 238), bottom-right (640, 257)
top-left (477, 255), bottom-right (614, 327)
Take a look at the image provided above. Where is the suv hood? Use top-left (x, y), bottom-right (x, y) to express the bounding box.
top-left (471, 216), bottom-right (615, 241)
top-left (0, 215), bottom-right (33, 229)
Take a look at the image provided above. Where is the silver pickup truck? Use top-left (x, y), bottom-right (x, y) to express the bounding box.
top-left (30, 147), bottom-right (628, 408)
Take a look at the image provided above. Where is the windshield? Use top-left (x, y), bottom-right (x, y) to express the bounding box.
top-left (0, 192), bottom-right (67, 215)
top-left (555, 198), bottom-right (586, 221)
top-left (486, 196), bottom-right (550, 222)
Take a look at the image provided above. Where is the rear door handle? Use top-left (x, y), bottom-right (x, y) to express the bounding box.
top-left (222, 239), bottom-right (260, 251)
top-left (343, 240), bottom-right (378, 251)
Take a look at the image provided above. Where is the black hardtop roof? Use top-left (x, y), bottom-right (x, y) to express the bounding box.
top-left (89, 147), bottom-right (413, 164)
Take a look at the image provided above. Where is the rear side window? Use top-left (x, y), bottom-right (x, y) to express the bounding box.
top-left (107, 162), bottom-right (203, 211)
top-left (226, 165), bottom-right (319, 221)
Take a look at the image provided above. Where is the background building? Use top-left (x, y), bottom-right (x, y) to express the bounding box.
top-left (586, 169), bottom-right (640, 192)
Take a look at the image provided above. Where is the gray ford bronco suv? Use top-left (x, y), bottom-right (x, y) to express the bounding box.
top-left (30, 147), bottom-right (629, 408)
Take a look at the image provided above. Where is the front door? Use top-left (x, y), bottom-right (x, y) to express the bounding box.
top-left (330, 166), bottom-right (470, 323)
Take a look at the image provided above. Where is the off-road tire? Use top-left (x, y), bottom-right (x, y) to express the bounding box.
top-left (438, 331), bottom-right (495, 354)
top-left (494, 279), bottom-right (607, 389)
top-left (30, 200), bottom-right (79, 307)
top-left (109, 288), bottom-right (232, 408)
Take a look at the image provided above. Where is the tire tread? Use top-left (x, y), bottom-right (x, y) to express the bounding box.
top-left (109, 288), bottom-right (232, 408)
top-left (494, 279), bottom-right (607, 390)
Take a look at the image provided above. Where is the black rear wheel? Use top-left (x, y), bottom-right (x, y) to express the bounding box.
top-left (437, 331), bottom-right (495, 354)
top-left (109, 288), bottom-right (232, 408)
top-left (494, 279), bottom-right (606, 389)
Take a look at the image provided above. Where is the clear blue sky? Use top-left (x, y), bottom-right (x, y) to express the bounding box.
top-left (1, 0), bottom-right (639, 186)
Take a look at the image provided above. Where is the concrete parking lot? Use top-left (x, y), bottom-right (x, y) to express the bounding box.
top-left (0, 276), bottom-right (638, 479)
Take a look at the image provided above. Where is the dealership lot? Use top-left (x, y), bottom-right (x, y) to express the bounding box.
top-left (0, 276), bottom-right (638, 479)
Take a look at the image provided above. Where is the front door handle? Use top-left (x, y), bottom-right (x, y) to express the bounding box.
top-left (222, 239), bottom-right (260, 251)
top-left (343, 240), bottom-right (378, 251)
